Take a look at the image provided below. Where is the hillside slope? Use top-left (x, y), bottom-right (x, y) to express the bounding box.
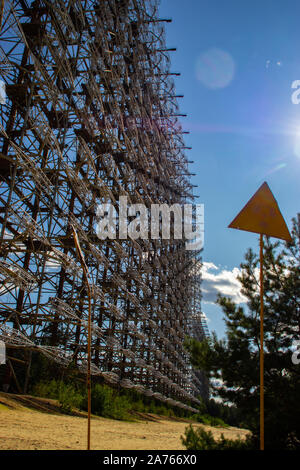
top-left (0, 392), bottom-right (250, 450)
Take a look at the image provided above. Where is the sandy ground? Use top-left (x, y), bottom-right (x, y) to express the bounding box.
top-left (0, 393), bottom-right (250, 450)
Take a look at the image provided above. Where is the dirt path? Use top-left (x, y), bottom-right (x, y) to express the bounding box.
top-left (0, 393), bottom-right (250, 450)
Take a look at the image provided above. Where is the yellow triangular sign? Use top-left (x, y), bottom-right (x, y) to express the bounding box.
top-left (228, 182), bottom-right (292, 241)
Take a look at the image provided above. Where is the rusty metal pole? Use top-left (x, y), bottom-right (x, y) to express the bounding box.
top-left (72, 227), bottom-right (91, 450)
top-left (228, 182), bottom-right (292, 451)
top-left (86, 277), bottom-right (92, 451)
top-left (259, 233), bottom-right (264, 451)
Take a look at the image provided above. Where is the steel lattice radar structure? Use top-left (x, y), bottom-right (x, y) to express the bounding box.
top-left (0, 0), bottom-right (209, 412)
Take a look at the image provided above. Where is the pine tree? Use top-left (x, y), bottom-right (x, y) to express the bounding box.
top-left (185, 215), bottom-right (300, 449)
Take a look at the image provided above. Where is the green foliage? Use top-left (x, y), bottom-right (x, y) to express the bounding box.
top-left (31, 379), bottom-right (190, 421)
top-left (120, 388), bottom-right (188, 419)
top-left (32, 379), bottom-right (59, 399)
top-left (186, 216), bottom-right (300, 449)
top-left (28, 353), bottom-right (61, 385)
top-left (58, 382), bottom-right (84, 414)
top-left (195, 414), bottom-right (228, 427)
top-left (32, 379), bottom-right (84, 414)
top-left (181, 425), bottom-right (254, 450)
top-left (87, 384), bottom-right (132, 421)
top-left (205, 399), bottom-right (243, 428)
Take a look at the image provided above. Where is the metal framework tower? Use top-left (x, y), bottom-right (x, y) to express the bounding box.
top-left (0, 0), bottom-right (207, 412)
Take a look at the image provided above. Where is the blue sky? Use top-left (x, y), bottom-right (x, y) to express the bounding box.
top-left (159, 0), bottom-right (300, 338)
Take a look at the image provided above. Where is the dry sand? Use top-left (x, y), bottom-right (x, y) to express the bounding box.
top-left (0, 392), bottom-right (250, 450)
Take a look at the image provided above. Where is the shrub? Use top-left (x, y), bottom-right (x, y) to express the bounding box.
top-left (32, 379), bottom-right (59, 399)
top-left (32, 379), bottom-right (84, 414)
top-left (132, 399), bottom-right (145, 413)
top-left (32, 378), bottom-right (212, 423)
top-left (181, 425), bottom-right (254, 450)
top-left (208, 416), bottom-right (228, 427)
top-left (89, 383), bottom-right (113, 416)
top-left (194, 413), bottom-right (228, 427)
top-left (109, 395), bottom-right (132, 421)
top-left (82, 384), bottom-right (132, 421)
top-left (58, 382), bottom-right (84, 414)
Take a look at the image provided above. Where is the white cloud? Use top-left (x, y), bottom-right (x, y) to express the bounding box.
top-left (3, 229), bottom-right (13, 239)
top-left (45, 252), bottom-right (62, 270)
top-left (201, 311), bottom-right (210, 323)
top-left (201, 262), bottom-right (247, 304)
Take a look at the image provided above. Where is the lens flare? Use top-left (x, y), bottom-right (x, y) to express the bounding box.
top-left (266, 163), bottom-right (287, 175)
top-left (293, 133), bottom-right (300, 159)
top-left (196, 48), bottom-right (235, 89)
